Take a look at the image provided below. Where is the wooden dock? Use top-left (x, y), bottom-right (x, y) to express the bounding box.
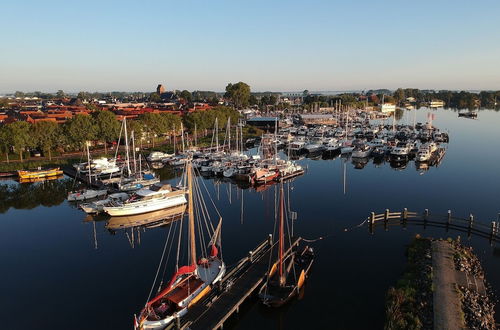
top-left (62, 166), bottom-right (106, 189)
top-left (177, 236), bottom-right (301, 330)
top-left (368, 208), bottom-right (500, 243)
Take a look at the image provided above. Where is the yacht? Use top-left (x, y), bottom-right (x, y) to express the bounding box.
top-left (80, 192), bottom-right (130, 214)
top-left (390, 142), bottom-right (410, 160)
top-left (351, 144), bottom-right (372, 158)
top-left (103, 182), bottom-right (187, 216)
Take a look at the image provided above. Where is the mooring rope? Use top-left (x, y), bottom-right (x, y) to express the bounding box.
top-left (299, 217), bottom-right (369, 243)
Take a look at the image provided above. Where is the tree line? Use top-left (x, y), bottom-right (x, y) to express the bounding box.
top-left (0, 106), bottom-right (239, 162)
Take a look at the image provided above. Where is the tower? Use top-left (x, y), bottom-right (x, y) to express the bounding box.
top-left (156, 84), bottom-right (165, 95)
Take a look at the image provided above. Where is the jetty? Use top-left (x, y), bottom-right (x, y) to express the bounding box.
top-left (367, 208), bottom-right (500, 243)
top-left (175, 236), bottom-right (301, 330)
top-left (62, 166), bottom-right (107, 189)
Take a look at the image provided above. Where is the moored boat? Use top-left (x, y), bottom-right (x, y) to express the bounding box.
top-left (17, 167), bottom-right (63, 180)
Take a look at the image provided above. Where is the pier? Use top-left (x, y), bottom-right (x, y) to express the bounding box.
top-left (63, 166), bottom-right (109, 189)
top-left (368, 208), bottom-right (500, 243)
top-left (176, 236), bottom-right (301, 330)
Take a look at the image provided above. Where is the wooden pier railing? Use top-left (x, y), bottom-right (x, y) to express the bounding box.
top-left (368, 208), bottom-right (500, 243)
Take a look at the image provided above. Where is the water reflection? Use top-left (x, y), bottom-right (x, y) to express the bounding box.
top-left (105, 204), bottom-right (186, 231)
top-left (0, 177), bottom-right (73, 213)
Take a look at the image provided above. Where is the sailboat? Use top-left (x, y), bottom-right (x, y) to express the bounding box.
top-left (258, 181), bottom-right (314, 307)
top-left (134, 160), bottom-right (225, 329)
top-left (67, 141), bottom-right (108, 201)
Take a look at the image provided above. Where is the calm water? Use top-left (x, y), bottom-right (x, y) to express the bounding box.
top-left (1, 108), bottom-right (499, 329)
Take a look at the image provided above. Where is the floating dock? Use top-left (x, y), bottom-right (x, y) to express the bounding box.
top-left (176, 236), bottom-right (301, 330)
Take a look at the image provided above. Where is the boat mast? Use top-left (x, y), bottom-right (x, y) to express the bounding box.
top-left (187, 160), bottom-right (197, 267)
top-left (132, 130), bottom-right (137, 176)
top-left (227, 117), bottom-right (231, 152)
top-left (215, 118), bottom-right (219, 152)
top-left (279, 180), bottom-right (285, 286)
top-left (181, 123), bottom-right (185, 153)
top-left (86, 141), bottom-right (91, 184)
top-left (124, 118), bottom-right (131, 175)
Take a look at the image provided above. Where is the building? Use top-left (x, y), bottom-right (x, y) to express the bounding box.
top-left (380, 103), bottom-right (396, 113)
top-left (429, 100), bottom-right (445, 108)
top-left (157, 84), bottom-right (165, 95)
top-left (299, 114), bottom-right (336, 125)
top-left (246, 117), bottom-right (279, 131)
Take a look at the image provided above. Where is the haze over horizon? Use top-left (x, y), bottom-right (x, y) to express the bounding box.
top-left (2, 0), bottom-right (500, 93)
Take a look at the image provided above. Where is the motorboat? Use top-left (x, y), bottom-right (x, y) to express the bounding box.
top-left (80, 192), bottom-right (130, 214)
top-left (68, 189), bottom-right (108, 202)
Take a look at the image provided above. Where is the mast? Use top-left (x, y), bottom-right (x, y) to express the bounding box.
top-left (173, 125), bottom-right (176, 155)
top-left (187, 160), bottom-right (197, 267)
top-left (132, 130), bottom-right (137, 176)
top-left (181, 123), bottom-right (185, 153)
top-left (279, 180), bottom-right (285, 286)
top-left (227, 118), bottom-right (231, 152)
top-left (86, 141), bottom-right (91, 184)
top-left (124, 118), bottom-right (131, 175)
top-left (215, 118), bottom-right (219, 152)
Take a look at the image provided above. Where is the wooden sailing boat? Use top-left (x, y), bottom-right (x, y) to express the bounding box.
top-left (258, 180), bottom-right (314, 307)
top-left (135, 159), bottom-right (225, 330)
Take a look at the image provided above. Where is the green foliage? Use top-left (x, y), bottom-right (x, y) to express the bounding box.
top-left (7, 121), bottom-right (32, 161)
top-left (63, 114), bottom-right (97, 149)
top-left (225, 82), bottom-right (251, 108)
top-left (94, 110), bottom-right (120, 144)
top-left (180, 90), bottom-right (192, 102)
top-left (85, 103), bottom-right (100, 111)
top-left (149, 92), bottom-right (161, 103)
top-left (183, 106), bottom-right (240, 131)
top-left (32, 121), bottom-right (60, 160)
top-left (56, 90), bottom-right (66, 98)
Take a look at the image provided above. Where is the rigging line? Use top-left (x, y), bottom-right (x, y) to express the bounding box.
top-left (160, 219), bottom-right (179, 285)
top-left (176, 206), bottom-right (184, 271)
top-left (197, 166), bottom-right (223, 223)
top-left (265, 187), bottom-right (280, 296)
top-left (145, 220), bottom-right (175, 305)
top-left (283, 183), bottom-right (297, 284)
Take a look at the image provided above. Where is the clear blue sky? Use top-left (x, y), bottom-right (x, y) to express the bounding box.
top-left (1, 0), bottom-right (500, 93)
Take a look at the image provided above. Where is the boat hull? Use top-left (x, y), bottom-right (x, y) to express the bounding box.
top-left (103, 194), bottom-right (187, 216)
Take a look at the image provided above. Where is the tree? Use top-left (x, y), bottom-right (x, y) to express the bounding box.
top-left (64, 114), bottom-right (97, 149)
top-left (180, 90), bottom-right (192, 102)
top-left (0, 125), bottom-right (11, 162)
top-left (93, 110), bottom-right (120, 154)
top-left (149, 92), bottom-right (161, 103)
top-left (32, 121), bottom-right (60, 160)
top-left (7, 121), bottom-right (32, 161)
top-left (139, 113), bottom-right (166, 147)
top-left (225, 82), bottom-right (251, 108)
top-left (248, 94), bottom-right (258, 106)
top-left (56, 90), bottom-right (66, 98)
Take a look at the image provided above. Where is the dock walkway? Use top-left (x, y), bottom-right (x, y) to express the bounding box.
top-left (180, 237), bottom-right (301, 330)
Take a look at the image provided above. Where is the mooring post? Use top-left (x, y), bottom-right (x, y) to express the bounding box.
top-left (384, 209), bottom-right (389, 222)
top-left (403, 208), bottom-right (408, 221)
top-left (268, 233), bottom-right (273, 246)
top-left (447, 210), bottom-right (451, 224)
top-left (370, 212), bottom-right (375, 225)
top-left (469, 214), bottom-right (474, 229)
top-left (492, 221), bottom-right (497, 237)
top-left (248, 250), bottom-right (254, 263)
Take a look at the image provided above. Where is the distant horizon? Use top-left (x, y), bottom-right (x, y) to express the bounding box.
top-left (1, 87), bottom-right (498, 97)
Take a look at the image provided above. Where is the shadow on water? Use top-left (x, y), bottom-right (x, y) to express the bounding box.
top-left (0, 177), bottom-right (73, 213)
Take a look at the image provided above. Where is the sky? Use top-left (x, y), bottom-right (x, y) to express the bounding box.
top-left (1, 0), bottom-right (500, 93)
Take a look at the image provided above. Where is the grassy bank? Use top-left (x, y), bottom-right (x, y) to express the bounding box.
top-left (385, 235), bottom-right (433, 330)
